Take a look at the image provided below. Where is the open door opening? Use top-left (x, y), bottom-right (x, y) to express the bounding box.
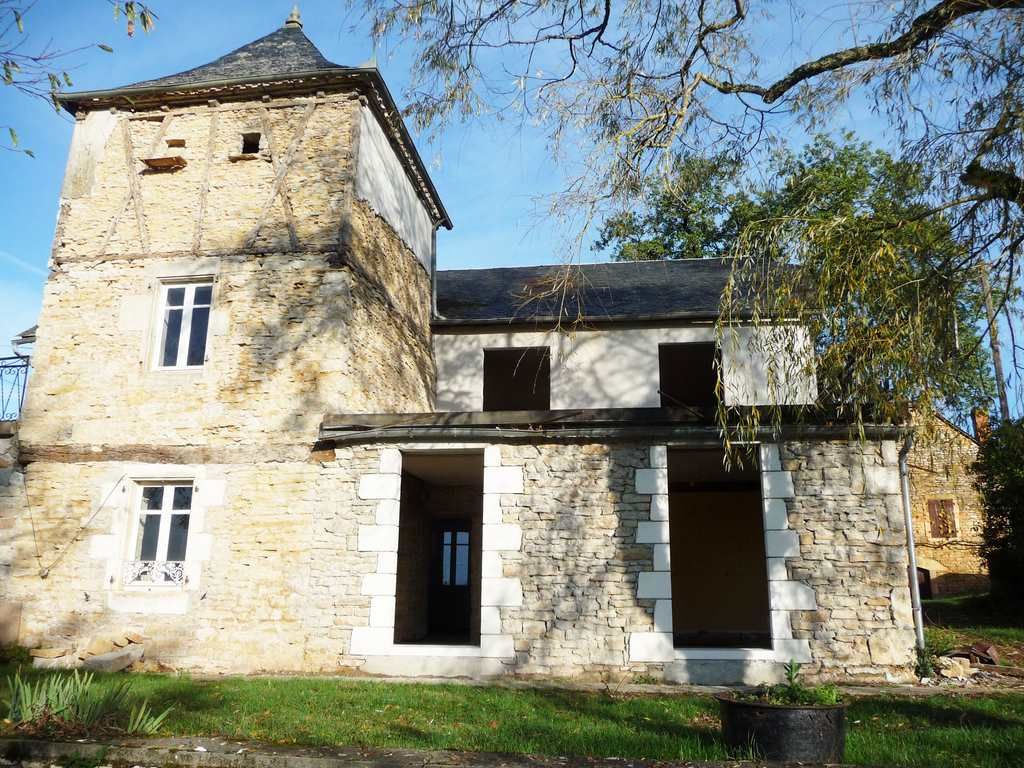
top-left (668, 447), bottom-right (771, 649)
top-left (394, 451), bottom-right (483, 646)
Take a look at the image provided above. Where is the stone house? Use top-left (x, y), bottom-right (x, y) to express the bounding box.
top-left (0, 11), bottom-right (918, 683)
top-left (909, 415), bottom-right (989, 598)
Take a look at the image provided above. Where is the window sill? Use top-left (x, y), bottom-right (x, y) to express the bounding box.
top-left (673, 647), bottom-right (776, 661)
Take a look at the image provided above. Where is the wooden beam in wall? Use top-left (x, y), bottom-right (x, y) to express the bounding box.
top-left (243, 101), bottom-right (316, 250)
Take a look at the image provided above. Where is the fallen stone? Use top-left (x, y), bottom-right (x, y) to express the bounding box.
top-left (29, 647), bottom-right (68, 658)
top-left (949, 644), bottom-right (1000, 666)
top-left (81, 644), bottom-right (143, 673)
top-left (937, 655), bottom-right (974, 679)
top-left (125, 632), bottom-right (145, 644)
top-left (32, 654), bottom-right (79, 670)
top-left (111, 636), bottom-right (130, 648)
top-left (81, 637), bottom-right (116, 658)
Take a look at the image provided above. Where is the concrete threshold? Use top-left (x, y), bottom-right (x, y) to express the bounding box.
top-left (0, 737), bottom-right (831, 768)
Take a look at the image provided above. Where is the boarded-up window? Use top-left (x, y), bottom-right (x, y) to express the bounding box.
top-left (927, 499), bottom-right (957, 539)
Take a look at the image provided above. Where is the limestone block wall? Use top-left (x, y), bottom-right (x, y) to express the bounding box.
top-left (781, 440), bottom-right (916, 680)
top-left (908, 422), bottom-right (988, 596)
top-left (5, 438), bottom-right (916, 680)
top-left (0, 423), bottom-right (22, 603)
top-left (19, 248), bottom-right (430, 451)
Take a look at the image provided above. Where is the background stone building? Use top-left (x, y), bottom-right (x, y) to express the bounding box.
top-left (909, 415), bottom-right (989, 598)
top-left (0, 11), bottom-right (918, 684)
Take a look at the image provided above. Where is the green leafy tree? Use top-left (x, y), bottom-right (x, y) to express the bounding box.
top-left (1, 1), bottom-right (156, 154)
top-left (598, 136), bottom-right (996, 426)
top-left (973, 418), bottom-right (1024, 597)
top-left (593, 155), bottom-right (755, 261)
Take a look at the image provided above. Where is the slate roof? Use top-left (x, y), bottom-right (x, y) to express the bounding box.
top-left (435, 258), bottom-right (747, 325)
top-left (124, 23), bottom-right (342, 90)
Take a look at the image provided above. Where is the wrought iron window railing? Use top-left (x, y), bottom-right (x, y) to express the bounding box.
top-left (124, 560), bottom-right (186, 585)
top-left (0, 356), bottom-right (29, 421)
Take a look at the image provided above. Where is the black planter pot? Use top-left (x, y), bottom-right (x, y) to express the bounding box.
top-left (716, 693), bottom-right (847, 763)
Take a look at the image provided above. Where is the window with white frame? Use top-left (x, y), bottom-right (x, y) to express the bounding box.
top-left (125, 483), bottom-right (193, 585)
top-left (157, 282), bottom-right (212, 369)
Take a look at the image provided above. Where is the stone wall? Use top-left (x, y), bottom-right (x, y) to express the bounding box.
top-left (909, 420), bottom-right (988, 596)
top-left (3, 438), bottom-right (915, 680)
top-left (780, 440), bottom-right (916, 681)
top-left (0, 422), bottom-right (24, 644)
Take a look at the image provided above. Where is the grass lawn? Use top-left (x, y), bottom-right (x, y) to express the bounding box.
top-left (923, 593), bottom-right (1024, 667)
top-left (3, 666), bottom-right (1024, 768)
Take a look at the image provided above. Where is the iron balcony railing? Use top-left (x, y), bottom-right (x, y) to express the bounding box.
top-left (0, 356), bottom-right (29, 421)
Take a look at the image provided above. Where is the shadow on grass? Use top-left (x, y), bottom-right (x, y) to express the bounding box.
top-left (849, 695), bottom-right (1024, 730)
top-left (922, 593), bottom-right (1024, 631)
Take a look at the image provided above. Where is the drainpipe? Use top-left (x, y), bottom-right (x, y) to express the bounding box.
top-left (430, 225), bottom-right (439, 319)
top-left (899, 432), bottom-right (926, 650)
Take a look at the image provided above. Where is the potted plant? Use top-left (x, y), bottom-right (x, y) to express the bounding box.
top-left (716, 661), bottom-right (847, 763)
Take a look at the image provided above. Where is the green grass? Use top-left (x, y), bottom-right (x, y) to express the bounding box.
top-left (923, 593), bottom-right (1024, 666)
top-left (3, 666), bottom-right (1024, 767)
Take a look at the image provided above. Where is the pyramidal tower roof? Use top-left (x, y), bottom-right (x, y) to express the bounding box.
top-left (58, 6), bottom-right (451, 229)
top-left (125, 6), bottom-right (341, 90)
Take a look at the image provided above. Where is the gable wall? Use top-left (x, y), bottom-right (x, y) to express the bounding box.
top-left (908, 420), bottom-right (988, 596)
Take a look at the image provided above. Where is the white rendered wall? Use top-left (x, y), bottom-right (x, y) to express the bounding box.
top-left (354, 105), bottom-right (435, 272)
top-left (434, 325), bottom-right (817, 411)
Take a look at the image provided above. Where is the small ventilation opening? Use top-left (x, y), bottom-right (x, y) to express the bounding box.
top-left (483, 347), bottom-right (551, 411)
top-left (241, 132), bottom-right (261, 154)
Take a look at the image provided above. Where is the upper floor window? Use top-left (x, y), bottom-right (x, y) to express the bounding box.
top-left (483, 347), bottom-right (551, 410)
top-left (927, 498), bottom-right (958, 540)
top-left (658, 342), bottom-right (718, 408)
top-left (126, 482), bottom-right (193, 585)
top-left (158, 282), bottom-right (212, 369)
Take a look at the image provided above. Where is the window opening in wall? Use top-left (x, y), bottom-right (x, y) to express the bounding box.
top-left (668, 447), bottom-right (771, 648)
top-left (482, 347), bottom-right (551, 410)
top-left (158, 282), bottom-right (212, 369)
top-left (126, 483), bottom-right (193, 585)
top-left (241, 132), bottom-right (261, 154)
top-left (394, 452), bottom-right (483, 646)
top-left (658, 343), bottom-right (719, 408)
top-left (927, 499), bottom-right (957, 539)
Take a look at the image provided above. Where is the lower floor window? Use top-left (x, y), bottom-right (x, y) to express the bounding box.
top-left (126, 483), bottom-right (192, 585)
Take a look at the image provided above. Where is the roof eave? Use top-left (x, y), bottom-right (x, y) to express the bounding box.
top-left (431, 310), bottom-right (754, 328)
top-left (57, 67), bottom-right (452, 230)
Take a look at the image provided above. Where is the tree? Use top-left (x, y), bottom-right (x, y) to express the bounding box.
top-left (1, 1), bottom-right (155, 154)
top-left (356, 0), bottom-right (1022, 431)
top-left (974, 417), bottom-right (1024, 597)
top-left (596, 136), bottom-right (997, 427)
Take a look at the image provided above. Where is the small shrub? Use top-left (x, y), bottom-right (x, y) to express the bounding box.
top-left (0, 645), bottom-right (32, 665)
top-left (4, 668), bottom-right (172, 736)
top-left (734, 661), bottom-right (842, 706)
top-left (915, 646), bottom-right (935, 678)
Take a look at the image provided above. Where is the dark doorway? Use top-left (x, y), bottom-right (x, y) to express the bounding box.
top-left (917, 567), bottom-right (934, 600)
top-left (483, 347), bottom-right (551, 410)
top-left (394, 452), bottom-right (483, 646)
top-left (668, 447), bottom-right (771, 649)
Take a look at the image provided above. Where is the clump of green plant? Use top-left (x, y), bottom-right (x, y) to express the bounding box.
top-left (0, 645), bottom-right (32, 665)
top-left (736, 661), bottom-right (842, 706)
top-left (4, 668), bottom-right (171, 736)
top-left (915, 646), bottom-right (935, 679)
